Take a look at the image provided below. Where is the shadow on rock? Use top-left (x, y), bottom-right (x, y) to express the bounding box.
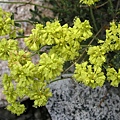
top-left (0, 99), bottom-right (52, 120)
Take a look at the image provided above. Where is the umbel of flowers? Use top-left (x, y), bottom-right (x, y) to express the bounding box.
top-left (0, 8), bottom-right (92, 115)
top-left (74, 21), bottom-right (120, 88)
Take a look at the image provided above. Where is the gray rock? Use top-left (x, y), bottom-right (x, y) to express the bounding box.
top-left (46, 79), bottom-right (120, 120)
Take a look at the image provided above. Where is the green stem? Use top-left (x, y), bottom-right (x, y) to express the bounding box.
top-left (50, 78), bottom-right (72, 84)
top-left (80, 45), bottom-right (91, 47)
top-left (50, 73), bottom-right (73, 84)
top-left (108, 0), bottom-right (113, 10)
top-left (90, 6), bottom-right (98, 32)
top-left (15, 35), bottom-right (29, 39)
top-left (115, 0), bottom-right (120, 12)
top-left (95, 1), bottom-right (108, 9)
top-left (108, 0), bottom-right (114, 18)
top-left (15, 20), bottom-right (34, 24)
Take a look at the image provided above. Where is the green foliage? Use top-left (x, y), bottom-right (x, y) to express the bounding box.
top-left (47, 0), bottom-right (86, 26)
top-left (30, 0), bottom-right (90, 26)
top-left (111, 51), bottom-right (120, 69)
top-left (29, 5), bottom-right (52, 25)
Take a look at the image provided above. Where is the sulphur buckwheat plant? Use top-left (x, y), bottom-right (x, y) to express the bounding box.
top-left (0, 0), bottom-right (120, 116)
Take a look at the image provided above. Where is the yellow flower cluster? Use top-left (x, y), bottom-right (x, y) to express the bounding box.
top-left (74, 62), bottom-right (105, 88)
top-left (0, 8), bottom-right (16, 37)
top-left (107, 68), bottom-right (120, 87)
top-left (74, 21), bottom-right (120, 87)
top-left (80, 0), bottom-right (99, 6)
top-left (25, 17), bottom-right (92, 61)
top-left (38, 53), bottom-right (64, 81)
top-left (0, 38), bottom-right (18, 60)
